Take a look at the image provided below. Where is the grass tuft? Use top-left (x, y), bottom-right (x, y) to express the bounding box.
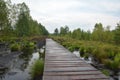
top-left (31, 60), bottom-right (44, 79)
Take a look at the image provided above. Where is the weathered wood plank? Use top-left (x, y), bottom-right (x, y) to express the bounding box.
top-left (43, 75), bottom-right (108, 80)
top-left (43, 39), bottom-right (109, 80)
top-left (44, 71), bottom-right (103, 75)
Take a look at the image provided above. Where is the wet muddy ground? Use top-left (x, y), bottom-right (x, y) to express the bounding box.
top-left (0, 40), bottom-right (45, 80)
top-left (0, 51), bottom-right (40, 80)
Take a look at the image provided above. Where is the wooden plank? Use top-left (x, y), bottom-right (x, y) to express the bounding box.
top-left (44, 67), bottom-right (96, 72)
top-left (44, 71), bottom-right (103, 76)
top-left (43, 75), bottom-right (108, 80)
top-left (43, 39), bottom-right (109, 80)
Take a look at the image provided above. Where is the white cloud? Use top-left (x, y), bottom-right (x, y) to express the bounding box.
top-left (11, 0), bottom-right (120, 33)
top-left (40, 12), bottom-right (119, 32)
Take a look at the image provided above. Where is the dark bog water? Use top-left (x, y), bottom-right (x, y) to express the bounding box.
top-left (0, 51), bottom-right (40, 80)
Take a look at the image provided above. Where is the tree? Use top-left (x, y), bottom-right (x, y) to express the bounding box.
top-left (0, 0), bottom-right (49, 37)
top-left (15, 2), bottom-right (30, 37)
top-left (0, 0), bottom-right (9, 31)
top-left (16, 12), bottom-right (30, 36)
top-left (60, 25), bottom-right (69, 35)
top-left (64, 25), bottom-right (69, 34)
top-left (54, 28), bottom-right (59, 35)
top-left (39, 23), bottom-right (49, 35)
top-left (92, 23), bottom-right (104, 41)
top-left (60, 27), bottom-right (65, 35)
top-left (103, 26), bottom-right (113, 43)
top-left (72, 28), bottom-right (81, 40)
top-left (15, 2), bottom-right (49, 36)
top-left (0, 0), bottom-right (15, 36)
top-left (81, 30), bottom-right (91, 40)
top-left (29, 19), bottom-right (39, 36)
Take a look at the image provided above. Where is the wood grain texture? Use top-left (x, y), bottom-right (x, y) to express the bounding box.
top-left (43, 39), bottom-right (109, 80)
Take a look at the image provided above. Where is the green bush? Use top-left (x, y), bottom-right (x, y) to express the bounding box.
top-left (85, 46), bottom-right (94, 54)
top-left (111, 53), bottom-right (120, 70)
top-left (68, 46), bottom-right (75, 52)
top-left (52, 36), bottom-right (120, 71)
top-left (103, 59), bottom-right (112, 69)
top-left (31, 60), bottom-right (44, 79)
top-left (10, 43), bottom-right (21, 51)
top-left (79, 47), bottom-right (85, 57)
top-left (84, 53), bottom-right (89, 60)
top-left (101, 69), bottom-right (110, 76)
top-left (92, 47), bottom-right (108, 63)
top-left (103, 54), bottom-right (120, 71)
top-left (22, 42), bottom-right (35, 53)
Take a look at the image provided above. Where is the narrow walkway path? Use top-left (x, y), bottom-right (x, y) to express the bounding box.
top-left (43, 39), bottom-right (109, 80)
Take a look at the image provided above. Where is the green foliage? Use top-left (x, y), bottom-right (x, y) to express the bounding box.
top-left (21, 41), bottom-right (35, 54)
top-left (114, 22), bottom-right (120, 44)
top-left (15, 2), bottom-right (49, 37)
top-left (0, 0), bottom-right (9, 31)
top-left (103, 59), bottom-right (113, 69)
top-left (52, 36), bottom-right (120, 72)
top-left (72, 28), bottom-right (81, 40)
top-left (85, 46), bottom-right (94, 53)
top-left (16, 12), bottom-right (30, 36)
top-left (40, 24), bottom-right (49, 35)
top-left (92, 47), bottom-right (108, 63)
top-left (101, 69), bottom-right (110, 76)
top-left (10, 43), bottom-right (21, 51)
top-left (60, 26), bottom-right (69, 35)
top-left (112, 53), bottom-right (120, 70)
top-left (92, 23), bottom-right (104, 41)
top-left (68, 46), bottom-right (75, 52)
top-left (80, 47), bottom-right (85, 57)
top-left (0, 1), bottom-right (49, 38)
top-left (84, 53), bottom-right (89, 60)
top-left (31, 60), bottom-right (44, 78)
top-left (103, 53), bottom-right (120, 71)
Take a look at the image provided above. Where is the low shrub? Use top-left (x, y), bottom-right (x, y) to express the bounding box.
top-left (22, 42), bottom-right (35, 54)
top-left (79, 46), bottom-right (85, 57)
top-left (68, 46), bottom-right (75, 52)
top-left (101, 69), bottom-right (110, 76)
top-left (84, 53), bottom-right (89, 60)
top-left (111, 53), bottom-right (120, 71)
top-left (10, 43), bottom-right (21, 51)
top-left (103, 59), bottom-right (112, 69)
top-left (31, 60), bottom-right (44, 79)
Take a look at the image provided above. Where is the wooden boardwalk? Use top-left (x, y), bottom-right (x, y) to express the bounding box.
top-left (43, 39), bottom-right (109, 80)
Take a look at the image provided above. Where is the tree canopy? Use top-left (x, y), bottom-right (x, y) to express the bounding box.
top-left (0, 0), bottom-right (49, 37)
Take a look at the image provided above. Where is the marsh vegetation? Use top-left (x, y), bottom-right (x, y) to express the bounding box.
top-left (52, 23), bottom-right (120, 80)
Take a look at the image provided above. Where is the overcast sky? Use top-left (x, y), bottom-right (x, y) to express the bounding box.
top-left (11, 0), bottom-right (120, 33)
